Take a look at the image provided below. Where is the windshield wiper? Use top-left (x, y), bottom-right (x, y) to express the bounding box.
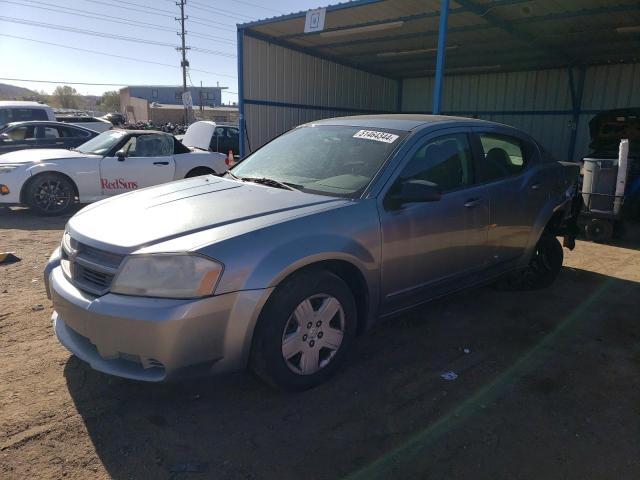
top-left (240, 177), bottom-right (302, 191)
top-left (224, 170), bottom-right (240, 180)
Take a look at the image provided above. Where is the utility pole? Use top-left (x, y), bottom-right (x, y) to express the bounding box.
top-left (176, 0), bottom-right (190, 124)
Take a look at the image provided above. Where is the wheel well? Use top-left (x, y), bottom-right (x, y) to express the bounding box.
top-left (20, 171), bottom-right (79, 204)
top-left (185, 166), bottom-right (216, 178)
top-left (277, 260), bottom-right (370, 335)
top-left (544, 209), bottom-right (566, 235)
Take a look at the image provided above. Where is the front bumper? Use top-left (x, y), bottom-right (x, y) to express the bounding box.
top-left (48, 264), bottom-right (273, 382)
top-left (0, 167), bottom-right (31, 204)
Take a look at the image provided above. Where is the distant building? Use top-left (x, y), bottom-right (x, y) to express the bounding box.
top-left (120, 94), bottom-right (238, 124)
top-left (119, 85), bottom-right (226, 115)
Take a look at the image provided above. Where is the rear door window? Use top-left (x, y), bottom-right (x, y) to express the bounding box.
top-left (477, 133), bottom-right (528, 181)
top-left (58, 126), bottom-right (89, 138)
top-left (42, 126), bottom-right (60, 138)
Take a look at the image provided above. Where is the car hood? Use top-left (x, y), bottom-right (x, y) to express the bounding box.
top-left (180, 120), bottom-right (216, 150)
top-left (68, 176), bottom-right (349, 252)
top-left (0, 148), bottom-right (94, 164)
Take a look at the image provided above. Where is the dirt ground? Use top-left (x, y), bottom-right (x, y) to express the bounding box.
top-left (1, 205), bottom-right (639, 480)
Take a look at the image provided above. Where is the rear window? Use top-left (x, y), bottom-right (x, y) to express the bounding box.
top-left (0, 108), bottom-right (48, 126)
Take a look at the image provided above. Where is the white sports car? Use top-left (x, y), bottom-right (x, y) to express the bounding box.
top-left (0, 121), bottom-right (229, 215)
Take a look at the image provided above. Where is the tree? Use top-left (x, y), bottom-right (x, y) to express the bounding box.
top-left (52, 85), bottom-right (80, 109)
top-left (98, 90), bottom-right (120, 113)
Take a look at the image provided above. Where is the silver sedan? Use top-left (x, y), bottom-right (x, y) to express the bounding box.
top-left (45, 115), bottom-right (580, 390)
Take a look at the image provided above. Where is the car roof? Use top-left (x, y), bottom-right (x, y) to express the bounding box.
top-left (111, 129), bottom-right (169, 135)
top-left (0, 101), bottom-right (51, 108)
top-left (3, 120), bottom-right (94, 129)
top-left (305, 114), bottom-right (499, 131)
top-left (1, 120), bottom-right (97, 132)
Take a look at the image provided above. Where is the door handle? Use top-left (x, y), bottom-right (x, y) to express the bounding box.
top-left (464, 198), bottom-right (482, 208)
top-left (153, 161), bottom-right (169, 165)
top-left (530, 183), bottom-right (542, 190)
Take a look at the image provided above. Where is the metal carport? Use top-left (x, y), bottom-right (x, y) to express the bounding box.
top-left (236, 0), bottom-right (640, 161)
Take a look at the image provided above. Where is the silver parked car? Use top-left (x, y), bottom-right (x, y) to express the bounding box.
top-left (45, 115), bottom-right (581, 390)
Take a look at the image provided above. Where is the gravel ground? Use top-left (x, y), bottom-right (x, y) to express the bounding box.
top-left (1, 205), bottom-right (639, 480)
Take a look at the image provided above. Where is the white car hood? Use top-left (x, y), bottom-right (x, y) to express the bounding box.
top-left (0, 148), bottom-right (95, 165)
top-left (180, 121), bottom-right (216, 150)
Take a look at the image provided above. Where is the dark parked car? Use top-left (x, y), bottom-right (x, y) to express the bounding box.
top-left (0, 121), bottom-right (98, 154)
top-left (209, 124), bottom-right (239, 155)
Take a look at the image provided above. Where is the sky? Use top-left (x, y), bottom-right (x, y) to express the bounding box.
top-left (0, 0), bottom-right (325, 104)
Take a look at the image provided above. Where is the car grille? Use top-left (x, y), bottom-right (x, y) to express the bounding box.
top-left (61, 232), bottom-right (124, 296)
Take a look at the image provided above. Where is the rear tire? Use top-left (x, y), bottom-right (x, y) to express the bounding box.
top-left (495, 234), bottom-right (563, 291)
top-left (26, 172), bottom-right (75, 216)
top-left (251, 270), bottom-right (357, 391)
top-left (520, 234), bottom-right (564, 290)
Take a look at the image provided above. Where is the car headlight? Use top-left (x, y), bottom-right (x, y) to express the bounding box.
top-left (111, 254), bottom-right (223, 299)
top-left (0, 165), bottom-right (18, 174)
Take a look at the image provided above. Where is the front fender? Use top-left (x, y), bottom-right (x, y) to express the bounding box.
top-left (246, 234), bottom-right (375, 290)
top-left (25, 160), bottom-right (101, 202)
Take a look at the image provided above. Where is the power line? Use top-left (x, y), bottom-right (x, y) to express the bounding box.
top-left (0, 34), bottom-right (237, 79)
top-left (0, 0), bottom-right (235, 43)
top-left (83, 0), bottom-right (239, 30)
top-left (0, 77), bottom-right (238, 95)
top-left (0, 16), bottom-right (236, 57)
top-left (188, 1), bottom-right (255, 21)
top-left (163, 0), bottom-right (283, 14)
top-left (226, 0), bottom-right (285, 14)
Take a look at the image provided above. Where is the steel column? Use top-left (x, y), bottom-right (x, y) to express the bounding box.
top-left (432, 0), bottom-right (450, 114)
top-left (237, 28), bottom-right (246, 158)
top-left (567, 65), bottom-right (586, 161)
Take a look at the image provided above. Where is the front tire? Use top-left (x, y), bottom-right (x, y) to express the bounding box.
top-left (251, 270), bottom-right (357, 391)
top-left (26, 173), bottom-right (75, 216)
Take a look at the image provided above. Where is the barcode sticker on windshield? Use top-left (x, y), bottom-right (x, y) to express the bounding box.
top-left (353, 130), bottom-right (399, 143)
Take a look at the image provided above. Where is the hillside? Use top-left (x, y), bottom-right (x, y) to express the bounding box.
top-left (0, 83), bottom-right (39, 99)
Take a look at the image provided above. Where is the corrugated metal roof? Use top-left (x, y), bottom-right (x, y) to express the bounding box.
top-left (239, 0), bottom-right (640, 77)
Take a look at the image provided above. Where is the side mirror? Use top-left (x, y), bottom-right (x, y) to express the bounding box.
top-left (0, 133), bottom-right (10, 142)
top-left (387, 179), bottom-right (442, 208)
top-left (116, 149), bottom-right (126, 161)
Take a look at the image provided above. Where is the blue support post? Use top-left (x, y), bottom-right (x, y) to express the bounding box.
top-left (567, 65), bottom-right (585, 162)
top-left (396, 79), bottom-right (403, 112)
top-left (237, 28), bottom-right (246, 158)
top-left (432, 0), bottom-right (450, 114)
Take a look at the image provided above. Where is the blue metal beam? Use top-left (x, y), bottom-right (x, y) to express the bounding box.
top-left (396, 79), bottom-right (403, 112)
top-left (237, 0), bottom-right (386, 29)
top-left (432, 0), bottom-right (450, 114)
top-left (243, 98), bottom-right (396, 114)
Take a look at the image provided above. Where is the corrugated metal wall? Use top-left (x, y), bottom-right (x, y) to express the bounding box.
top-left (241, 33), bottom-right (398, 153)
top-left (402, 63), bottom-right (640, 161)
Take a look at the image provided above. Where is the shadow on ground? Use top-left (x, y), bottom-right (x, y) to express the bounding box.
top-left (0, 205), bottom-right (83, 230)
top-left (64, 267), bottom-right (640, 480)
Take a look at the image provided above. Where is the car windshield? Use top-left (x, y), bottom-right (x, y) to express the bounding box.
top-left (74, 130), bottom-right (127, 155)
top-left (231, 125), bottom-right (406, 197)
